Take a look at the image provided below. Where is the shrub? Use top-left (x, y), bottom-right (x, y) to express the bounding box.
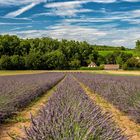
top-left (80, 65), bottom-right (104, 70)
top-left (0, 55), bottom-right (12, 70)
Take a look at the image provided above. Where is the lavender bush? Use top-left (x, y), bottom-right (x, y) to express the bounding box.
top-left (0, 72), bottom-right (65, 123)
top-left (17, 75), bottom-right (128, 140)
top-left (73, 73), bottom-right (140, 123)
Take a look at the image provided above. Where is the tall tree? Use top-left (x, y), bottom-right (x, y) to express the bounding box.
top-left (136, 40), bottom-right (140, 51)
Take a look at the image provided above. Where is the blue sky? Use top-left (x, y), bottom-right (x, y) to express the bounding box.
top-left (0, 0), bottom-right (140, 48)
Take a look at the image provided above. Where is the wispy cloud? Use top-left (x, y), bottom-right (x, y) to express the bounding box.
top-left (5, 3), bottom-right (38, 18)
top-left (44, 1), bottom-right (93, 17)
top-left (0, 0), bottom-right (139, 6)
top-left (122, 0), bottom-right (140, 2)
top-left (0, 0), bottom-right (48, 6)
top-left (61, 8), bottom-right (140, 25)
top-left (3, 0), bottom-right (55, 18)
top-left (0, 22), bottom-right (30, 25)
top-left (1, 0), bottom-right (140, 48)
top-left (45, 1), bottom-right (86, 8)
top-left (44, 0), bottom-right (117, 17)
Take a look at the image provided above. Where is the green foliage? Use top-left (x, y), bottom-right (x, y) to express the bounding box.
top-left (0, 34), bottom-right (138, 70)
top-left (136, 40), bottom-right (140, 51)
top-left (104, 51), bottom-right (133, 67)
top-left (44, 50), bottom-right (65, 70)
top-left (11, 55), bottom-right (25, 70)
top-left (69, 59), bottom-right (80, 70)
top-left (116, 56), bottom-right (123, 66)
top-left (127, 57), bottom-right (140, 67)
top-left (99, 50), bottom-right (135, 57)
top-left (92, 44), bottom-right (129, 51)
top-left (0, 35), bottom-right (101, 70)
top-left (25, 52), bottom-right (42, 70)
top-left (123, 57), bottom-right (140, 70)
top-left (0, 55), bottom-right (12, 70)
top-left (98, 51), bottom-right (114, 56)
top-left (80, 65), bottom-right (104, 70)
top-left (0, 35), bottom-right (20, 56)
top-left (122, 63), bottom-right (128, 70)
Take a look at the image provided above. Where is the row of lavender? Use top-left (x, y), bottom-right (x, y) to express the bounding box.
top-left (17, 75), bottom-right (128, 140)
top-left (73, 73), bottom-right (140, 123)
top-left (0, 72), bottom-right (65, 123)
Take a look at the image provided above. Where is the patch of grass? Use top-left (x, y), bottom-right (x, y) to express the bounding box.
top-left (5, 115), bottom-right (30, 123)
top-left (0, 70), bottom-right (47, 76)
top-left (80, 66), bottom-right (103, 70)
top-left (98, 51), bottom-right (114, 56)
top-left (98, 50), bottom-right (139, 57)
top-left (8, 131), bottom-right (19, 140)
top-left (87, 70), bottom-right (140, 76)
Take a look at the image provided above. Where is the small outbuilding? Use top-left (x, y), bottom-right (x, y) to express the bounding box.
top-left (104, 64), bottom-right (119, 70)
top-left (88, 62), bottom-right (97, 68)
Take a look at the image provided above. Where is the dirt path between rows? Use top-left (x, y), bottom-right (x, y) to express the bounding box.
top-left (0, 77), bottom-right (65, 140)
top-left (74, 77), bottom-right (140, 140)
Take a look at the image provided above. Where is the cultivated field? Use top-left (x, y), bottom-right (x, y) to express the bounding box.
top-left (0, 71), bottom-right (140, 140)
top-left (0, 73), bottom-right (65, 123)
top-left (74, 73), bottom-right (140, 123)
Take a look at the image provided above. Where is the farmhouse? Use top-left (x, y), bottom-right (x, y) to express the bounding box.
top-left (88, 62), bottom-right (97, 68)
top-left (104, 64), bottom-right (119, 70)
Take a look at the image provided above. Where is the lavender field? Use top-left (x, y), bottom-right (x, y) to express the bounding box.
top-left (16, 75), bottom-right (128, 140)
top-left (0, 72), bottom-right (65, 123)
top-left (74, 73), bottom-right (140, 123)
top-left (1, 72), bottom-right (140, 139)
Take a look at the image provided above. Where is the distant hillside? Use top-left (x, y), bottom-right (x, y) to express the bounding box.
top-left (91, 45), bottom-right (129, 51)
top-left (91, 44), bottom-right (139, 57)
top-left (99, 50), bottom-right (140, 57)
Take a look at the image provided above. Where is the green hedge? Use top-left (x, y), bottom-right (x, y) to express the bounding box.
top-left (126, 67), bottom-right (140, 70)
top-left (80, 66), bottom-right (104, 70)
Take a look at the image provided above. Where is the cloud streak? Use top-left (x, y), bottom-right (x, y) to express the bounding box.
top-left (44, 1), bottom-right (92, 17)
top-left (0, 0), bottom-right (49, 6)
top-left (3, 0), bottom-right (55, 18)
top-left (5, 2), bottom-right (38, 18)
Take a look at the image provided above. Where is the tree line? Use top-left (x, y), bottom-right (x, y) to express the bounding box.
top-left (0, 34), bottom-right (139, 70)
